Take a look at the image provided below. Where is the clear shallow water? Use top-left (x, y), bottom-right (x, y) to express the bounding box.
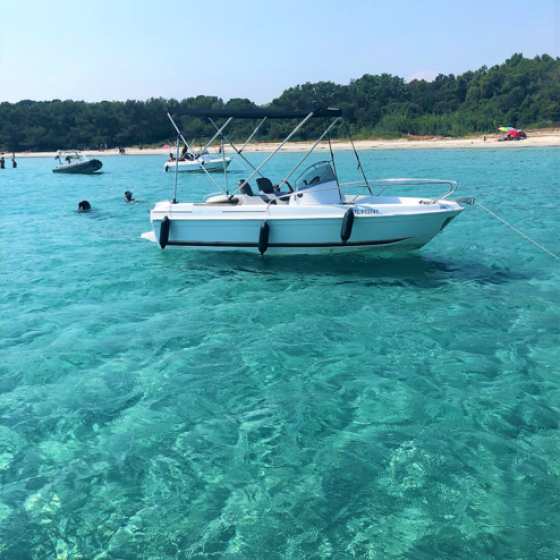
top-left (1, 148), bottom-right (559, 560)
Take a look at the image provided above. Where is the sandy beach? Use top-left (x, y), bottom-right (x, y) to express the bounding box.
top-left (6, 128), bottom-right (560, 158)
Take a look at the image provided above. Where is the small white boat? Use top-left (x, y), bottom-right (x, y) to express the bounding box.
top-left (53, 151), bottom-right (102, 174)
top-left (142, 108), bottom-right (474, 256)
top-left (163, 151), bottom-right (232, 173)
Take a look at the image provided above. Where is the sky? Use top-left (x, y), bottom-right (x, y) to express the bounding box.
top-left (1, 0), bottom-right (559, 105)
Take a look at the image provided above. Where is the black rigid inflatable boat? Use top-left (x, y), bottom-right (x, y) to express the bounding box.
top-left (53, 151), bottom-right (103, 174)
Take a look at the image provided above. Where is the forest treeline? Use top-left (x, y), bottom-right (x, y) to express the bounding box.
top-left (1, 53), bottom-right (559, 152)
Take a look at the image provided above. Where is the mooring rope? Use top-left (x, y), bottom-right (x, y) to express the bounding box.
top-left (476, 201), bottom-right (558, 260)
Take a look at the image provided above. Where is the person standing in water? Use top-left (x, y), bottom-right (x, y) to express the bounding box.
top-left (12, 155), bottom-right (17, 168)
top-left (0, 156), bottom-right (5, 169)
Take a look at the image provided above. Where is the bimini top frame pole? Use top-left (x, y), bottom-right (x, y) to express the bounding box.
top-left (239, 117), bottom-right (267, 153)
top-left (231, 111), bottom-right (315, 196)
top-left (167, 113), bottom-right (226, 195)
top-left (165, 107), bottom-right (344, 198)
top-left (168, 108), bottom-right (342, 119)
top-left (278, 117), bottom-right (340, 191)
top-left (208, 118), bottom-right (265, 181)
top-left (196, 117), bottom-right (233, 158)
top-left (173, 135), bottom-right (180, 203)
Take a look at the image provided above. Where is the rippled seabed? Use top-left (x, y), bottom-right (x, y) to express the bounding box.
top-left (1, 148), bottom-right (559, 559)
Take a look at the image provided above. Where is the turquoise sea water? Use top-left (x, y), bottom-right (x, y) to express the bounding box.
top-left (1, 147), bottom-right (559, 559)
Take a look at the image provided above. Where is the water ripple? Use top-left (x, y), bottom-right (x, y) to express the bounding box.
top-left (1, 149), bottom-right (559, 559)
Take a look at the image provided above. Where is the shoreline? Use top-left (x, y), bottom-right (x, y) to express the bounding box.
top-left (5, 129), bottom-right (560, 158)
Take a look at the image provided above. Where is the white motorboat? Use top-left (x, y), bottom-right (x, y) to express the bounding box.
top-left (53, 151), bottom-right (102, 174)
top-left (163, 138), bottom-right (232, 173)
top-left (163, 152), bottom-right (232, 173)
top-left (142, 108), bottom-right (474, 255)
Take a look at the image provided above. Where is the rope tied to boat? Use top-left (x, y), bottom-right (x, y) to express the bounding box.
top-left (476, 201), bottom-right (558, 260)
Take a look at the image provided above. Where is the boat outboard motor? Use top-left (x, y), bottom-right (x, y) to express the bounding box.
top-left (340, 208), bottom-right (355, 244)
top-left (258, 221), bottom-right (270, 255)
top-left (159, 216), bottom-right (170, 249)
top-left (77, 200), bottom-right (91, 212)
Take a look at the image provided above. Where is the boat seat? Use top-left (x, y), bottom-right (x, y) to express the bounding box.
top-left (205, 192), bottom-right (239, 205)
top-left (238, 181), bottom-right (254, 196)
top-left (256, 177), bottom-right (275, 194)
top-left (256, 177), bottom-right (289, 203)
top-left (205, 196), bottom-right (239, 205)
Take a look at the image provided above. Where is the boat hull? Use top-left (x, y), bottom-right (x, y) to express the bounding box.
top-left (142, 201), bottom-right (463, 255)
top-left (163, 158), bottom-right (231, 173)
top-left (53, 159), bottom-right (103, 174)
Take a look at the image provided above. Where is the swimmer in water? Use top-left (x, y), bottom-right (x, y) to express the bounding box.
top-left (77, 200), bottom-right (91, 212)
top-left (124, 190), bottom-right (135, 202)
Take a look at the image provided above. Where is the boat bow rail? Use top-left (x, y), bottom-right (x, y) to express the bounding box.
top-left (338, 178), bottom-right (458, 201)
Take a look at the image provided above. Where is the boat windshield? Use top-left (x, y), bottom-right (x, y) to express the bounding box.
top-left (296, 163), bottom-right (337, 191)
top-left (58, 152), bottom-right (81, 161)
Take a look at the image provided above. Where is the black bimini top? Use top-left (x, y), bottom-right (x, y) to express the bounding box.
top-left (168, 107), bottom-right (342, 119)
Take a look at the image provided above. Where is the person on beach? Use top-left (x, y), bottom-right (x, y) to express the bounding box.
top-left (0, 157), bottom-right (5, 169)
